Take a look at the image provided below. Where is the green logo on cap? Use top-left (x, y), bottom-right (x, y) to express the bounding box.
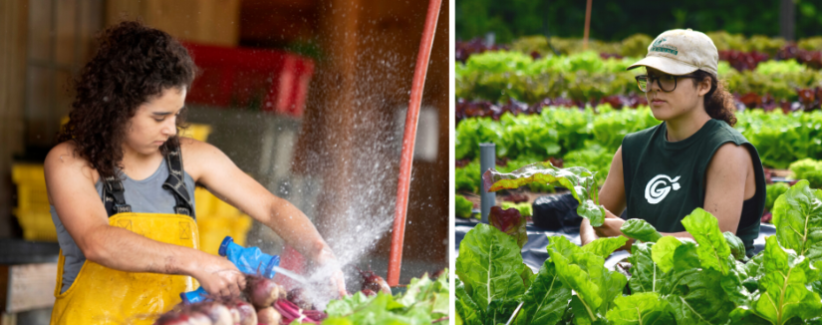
top-left (650, 38), bottom-right (678, 55)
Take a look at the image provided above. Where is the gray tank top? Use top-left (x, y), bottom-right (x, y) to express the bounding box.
top-left (50, 159), bottom-right (196, 293)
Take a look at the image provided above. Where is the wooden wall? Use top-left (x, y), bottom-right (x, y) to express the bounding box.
top-left (106, 0), bottom-right (241, 46)
top-left (0, 0), bottom-right (29, 238)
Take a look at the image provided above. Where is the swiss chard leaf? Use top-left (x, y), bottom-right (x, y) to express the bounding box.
top-left (482, 162), bottom-right (606, 226)
top-left (724, 231), bottom-right (747, 260)
top-left (582, 235), bottom-right (629, 259)
top-left (513, 261), bottom-right (573, 325)
top-left (658, 242), bottom-right (736, 325)
top-left (484, 300), bottom-right (520, 325)
top-left (489, 206), bottom-right (529, 249)
top-left (628, 242), bottom-right (663, 294)
top-left (605, 292), bottom-right (674, 325)
top-left (620, 218), bottom-right (663, 243)
top-left (547, 236), bottom-right (627, 323)
top-left (455, 279), bottom-right (483, 325)
top-left (680, 208), bottom-right (734, 275)
top-left (772, 180), bottom-right (822, 263)
top-left (456, 224), bottom-right (527, 311)
top-left (650, 236), bottom-right (683, 274)
top-left (745, 236), bottom-right (822, 325)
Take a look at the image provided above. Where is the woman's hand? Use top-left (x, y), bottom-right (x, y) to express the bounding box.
top-left (592, 209), bottom-right (625, 238)
top-left (579, 218), bottom-right (598, 246)
top-left (314, 247), bottom-right (348, 298)
top-left (188, 254), bottom-right (247, 298)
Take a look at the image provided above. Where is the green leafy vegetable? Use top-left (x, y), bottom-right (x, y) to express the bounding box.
top-left (605, 292), bottom-right (674, 325)
top-left (771, 180), bottom-right (822, 262)
top-left (732, 236), bottom-right (822, 325)
top-left (456, 195), bottom-right (475, 219)
top-left (628, 242), bottom-right (662, 294)
top-left (319, 271), bottom-right (449, 325)
top-left (456, 224), bottom-right (527, 310)
top-left (620, 218), bottom-right (663, 243)
top-left (547, 236), bottom-right (627, 323)
top-left (512, 262), bottom-right (572, 325)
top-left (651, 236), bottom-right (683, 274)
top-left (482, 162), bottom-right (606, 226)
top-left (724, 231), bottom-right (747, 260)
top-left (789, 158), bottom-right (822, 189)
top-left (765, 183), bottom-right (790, 212)
top-left (680, 208), bottom-right (734, 275)
top-left (582, 235), bottom-right (629, 259)
top-left (501, 201), bottom-right (533, 217)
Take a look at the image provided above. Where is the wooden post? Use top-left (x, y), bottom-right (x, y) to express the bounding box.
top-left (308, 0), bottom-right (361, 239)
top-left (0, 0), bottom-right (28, 238)
top-left (779, 0), bottom-right (795, 41)
top-left (583, 0), bottom-right (592, 50)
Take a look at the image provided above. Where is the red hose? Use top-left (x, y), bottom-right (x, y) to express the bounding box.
top-left (387, 0), bottom-right (442, 287)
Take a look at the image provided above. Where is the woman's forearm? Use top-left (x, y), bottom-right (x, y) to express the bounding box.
top-left (264, 196), bottom-right (331, 263)
top-left (83, 225), bottom-right (204, 275)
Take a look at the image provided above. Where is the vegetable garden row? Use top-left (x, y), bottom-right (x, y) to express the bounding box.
top-left (457, 107), bottom-right (822, 184)
top-left (456, 163), bottom-right (822, 325)
top-left (457, 51), bottom-right (822, 111)
top-left (457, 32), bottom-right (822, 67)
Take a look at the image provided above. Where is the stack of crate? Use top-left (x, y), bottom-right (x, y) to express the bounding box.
top-left (11, 124), bottom-right (252, 253)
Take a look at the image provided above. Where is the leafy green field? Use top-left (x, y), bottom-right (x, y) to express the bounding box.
top-left (457, 166), bottom-right (822, 325)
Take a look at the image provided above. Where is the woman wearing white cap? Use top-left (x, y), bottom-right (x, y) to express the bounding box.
top-left (579, 29), bottom-right (766, 257)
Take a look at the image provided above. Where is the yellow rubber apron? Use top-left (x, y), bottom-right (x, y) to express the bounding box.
top-left (49, 212), bottom-right (200, 325)
top-left (50, 145), bottom-right (198, 325)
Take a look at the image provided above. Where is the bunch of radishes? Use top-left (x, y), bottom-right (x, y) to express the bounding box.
top-left (154, 275), bottom-right (327, 325)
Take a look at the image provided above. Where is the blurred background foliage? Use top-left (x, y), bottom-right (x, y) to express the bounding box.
top-left (456, 0), bottom-right (822, 43)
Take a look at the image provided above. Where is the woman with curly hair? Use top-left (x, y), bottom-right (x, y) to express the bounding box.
top-left (45, 21), bottom-right (345, 323)
top-left (579, 29), bottom-right (766, 257)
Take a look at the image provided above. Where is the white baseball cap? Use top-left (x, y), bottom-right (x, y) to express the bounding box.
top-left (627, 29), bottom-right (718, 77)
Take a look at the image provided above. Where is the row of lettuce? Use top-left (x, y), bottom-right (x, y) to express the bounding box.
top-left (457, 106), bottom-right (822, 191)
top-left (456, 50), bottom-right (822, 107)
top-left (457, 32), bottom-right (822, 65)
top-left (457, 162), bottom-right (822, 324)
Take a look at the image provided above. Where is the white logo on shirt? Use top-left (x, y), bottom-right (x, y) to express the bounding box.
top-left (645, 174), bottom-right (681, 204)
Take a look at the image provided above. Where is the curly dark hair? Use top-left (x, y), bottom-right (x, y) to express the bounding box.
top-left (57, 21), bottom-right (197, 178)
top-left (691, 70), bottom-right (737, 126)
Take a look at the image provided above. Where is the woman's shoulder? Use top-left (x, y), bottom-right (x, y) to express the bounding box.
top-left (44, 141), bottom-right (99, 184)
top-left (178, 136), bottom-right (228, 181)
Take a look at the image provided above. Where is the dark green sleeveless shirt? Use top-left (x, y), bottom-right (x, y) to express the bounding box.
top-left (622, 119), bottom-right (766, 256)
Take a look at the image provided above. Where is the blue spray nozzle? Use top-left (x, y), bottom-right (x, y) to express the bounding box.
top-left (218, 236), bottom-right (234, 257)
top-left (181, 236), bottom-right (281, 304)
top-left (222, 236), bottom-right (279, 279)
top-left (180, 287), bottom-right (208, 304)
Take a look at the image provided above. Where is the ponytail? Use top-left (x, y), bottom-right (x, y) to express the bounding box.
top-left (692, 70), bottom-right (737, 126)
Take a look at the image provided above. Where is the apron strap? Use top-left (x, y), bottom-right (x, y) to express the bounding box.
top-left (103, 176), bottom-right (131, 216)
top-left (162, 143), bottom-right (196, 219)
top-left (101, 142), bottom-right (195, 219)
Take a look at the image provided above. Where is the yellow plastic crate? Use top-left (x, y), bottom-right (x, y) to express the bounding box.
top-left (194, 187), bottom-right (216, 216)
top-left (179, 124), bottom-right (212, 142)
top-left (11, 164), bottom-right (49, 212)
top-left (197, 214), bottom-right (253, 255)
top-left (13, 208), bottom-right (58, 242)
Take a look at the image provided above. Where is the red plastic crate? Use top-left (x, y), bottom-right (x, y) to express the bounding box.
top-left (183, 42), bottom-right (315, 118)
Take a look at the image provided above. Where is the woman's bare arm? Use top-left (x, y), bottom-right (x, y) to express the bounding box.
top-left (701, 143), bottom-right (752, 234)
top-left (181, 138), bottom-right (331, 262)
